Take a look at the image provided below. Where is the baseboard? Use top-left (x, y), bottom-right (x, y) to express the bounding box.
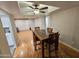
top-left (59, 41), bottom-right (79, 57)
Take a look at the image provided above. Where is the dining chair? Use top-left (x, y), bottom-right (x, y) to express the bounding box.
top-left (33, 27), bottom-right (41, 50)
top-left (44, 32), bottom-right (60, 57)
top-left (35, 27), bottom-right (40, 31)
top-left (33, 32), bottom-right (41, 51)
top-left (16, 27), bottom-right (19, 32)
top-left (47, 27), bottom-right (53, 34)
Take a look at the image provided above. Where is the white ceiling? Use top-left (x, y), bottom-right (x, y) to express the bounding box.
top-left (0, 1), bottom-right (79, 19)
top-left (18, 1), bottom-right (59, 16)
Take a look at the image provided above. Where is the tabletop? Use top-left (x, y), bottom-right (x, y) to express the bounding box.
top-left (34, 30), bottom-right (49, 41)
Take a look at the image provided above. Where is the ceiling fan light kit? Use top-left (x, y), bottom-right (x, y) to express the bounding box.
top-left (34, 9), bottom-right (39, 14)
top-left (28, 3), bottom-right (48, 14)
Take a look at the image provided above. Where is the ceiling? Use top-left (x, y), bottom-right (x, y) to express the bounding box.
top-left (18, 1), bottom-right (59, 17)
top-left (0, 1), bottom-right (79, 19)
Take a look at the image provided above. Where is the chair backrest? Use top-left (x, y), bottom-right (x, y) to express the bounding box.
top-left (35, 27), bottom-right (40, 31)
top-left (49, 32), bottom-right (60, 43)
top-left (29, 27), bottom-right (32, 30)
top-left (16, 27), bottom-right (19, 32)
top-left (47, 28), bottom-right (53, 34)
top-left (49, 33), bottom-right (55, 43)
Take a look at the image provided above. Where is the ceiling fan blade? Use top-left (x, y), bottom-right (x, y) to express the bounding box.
top-left (40, 11), bottom-right (45, 13)
top-left (39, 7), bottom-right (48, 10)
top-left (29, 6), bottom-right (34, 9)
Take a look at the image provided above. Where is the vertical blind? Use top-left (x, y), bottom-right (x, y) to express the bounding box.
top-left (15, 20), bottom-right (34, 31)
top-left (15, 16), bottom-right (46, 31)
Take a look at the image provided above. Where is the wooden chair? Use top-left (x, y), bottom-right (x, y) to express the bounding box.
top-left (29, 27), bottom-right (32, 30)
top-left (35, 27), bottom-right (40, 31)
top-left (33, 32), bottom-right (41, 51)
top-left (16, 27), bottom-right (19, 32)
top-left (44, 32), bottom-right (60, 57)
top-left (33, 27), bottom-right (41, 50)
top-left (47, 28), bottom-right (53, 34)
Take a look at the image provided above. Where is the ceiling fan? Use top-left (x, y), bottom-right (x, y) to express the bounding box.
top-left (28, 3), bottom-right (48, 14)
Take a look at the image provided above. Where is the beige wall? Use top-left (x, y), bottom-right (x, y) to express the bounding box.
top-left (0, 19), bottom-right (11, 57)
top-left (49, 7), bottom-right (79, 50)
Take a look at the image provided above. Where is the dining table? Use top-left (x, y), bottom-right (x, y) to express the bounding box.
top-left (34, 29), bottom-right (59, 57)
top-left (34, 30), bottom-right (51, 57)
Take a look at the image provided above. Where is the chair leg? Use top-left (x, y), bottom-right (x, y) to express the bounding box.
top-left (48, 44), bottom-right (51, 57)
top-left (55, 41), bottom-right (58, 51)
top-left (55, 50), bottom-right (59, 57)
top-left (42, 41), bottom-right (44, 58)
top-left (55, 41), bottom-right (59, 57)
top-left (34, 43), bottom-right (37, 51)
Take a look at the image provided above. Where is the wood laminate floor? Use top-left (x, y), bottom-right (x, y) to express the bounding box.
top-left (13, 31), bottom-right (71, 58)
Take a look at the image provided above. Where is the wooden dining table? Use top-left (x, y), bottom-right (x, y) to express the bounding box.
top-left (34, 30), bottom-right (50, 57)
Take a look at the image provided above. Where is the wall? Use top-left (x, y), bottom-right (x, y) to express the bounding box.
top-left (34, 16), bottom-right (46, 29)
top-left (73, 7), bottom-right (79, 49)
top-left (49, 7), bottom-right (79, 50)
top-left (45, 15), bottom-right (52, 28)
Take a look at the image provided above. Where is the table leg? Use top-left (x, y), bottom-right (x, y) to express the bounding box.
top-left (42, 41), bottom-right (44, 58)
top-left (55, 41), bottom-right (58, 51)
top-left (48, 43), bottom-right (51, 57)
